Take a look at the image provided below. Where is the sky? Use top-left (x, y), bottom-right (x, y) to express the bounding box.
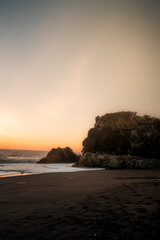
top-left (0, 0), bottom-right (160, 152)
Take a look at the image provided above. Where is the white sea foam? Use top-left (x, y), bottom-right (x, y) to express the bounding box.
top-left (0, 163), bottom-right (104, 177)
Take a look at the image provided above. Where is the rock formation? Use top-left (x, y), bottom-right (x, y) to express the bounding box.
top-left (75, 111), bottom-right (160, 169)
top-left (73, 152), bottom-right (160, 169)
top-left (38, 147), bottom-right (79, 164)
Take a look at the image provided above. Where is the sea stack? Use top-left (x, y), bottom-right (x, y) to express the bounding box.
top-left (38, 147), bottom-right (79, 164)
top-left (75, 111), bottom-right (160, 168)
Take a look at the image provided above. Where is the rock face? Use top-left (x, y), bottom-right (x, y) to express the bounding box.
top-left (38, 147), bottom-right (79, 164)
top-left (74, 152), bottom-right (160, 169)
top-left (75, 111), bottom-right (160, 168)
top-left (83, 111), bottom-right (160, 158)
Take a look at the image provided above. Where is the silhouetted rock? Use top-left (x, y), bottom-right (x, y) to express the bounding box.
top-left (75, 111), bottom-right (160, 168)
top-left (38, 147), bottom-right (79, 164)
top-left (83, 112), bottom-right (160, 158)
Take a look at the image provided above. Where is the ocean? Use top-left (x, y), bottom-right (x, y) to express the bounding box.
top-left (0, 149), bottom-right (103, 177)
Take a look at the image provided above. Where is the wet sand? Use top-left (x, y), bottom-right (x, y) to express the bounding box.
top-left (0, 170), bottom-right (160, 240)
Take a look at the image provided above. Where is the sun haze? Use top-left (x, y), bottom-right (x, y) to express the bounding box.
top-left (0, 0), bottom-right (160, 152)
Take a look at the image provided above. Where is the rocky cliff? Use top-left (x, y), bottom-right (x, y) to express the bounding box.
top-left (75, 111), bottom-right (160, 168)
top-left (38, 147), bottom-right (79, 164)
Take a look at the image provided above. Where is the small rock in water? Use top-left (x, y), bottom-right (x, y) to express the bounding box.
top-left (38, 147), bottom-right (80, 164)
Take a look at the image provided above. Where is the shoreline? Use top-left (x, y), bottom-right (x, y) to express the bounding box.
top-left (0, 172), bottom-right (39, 178)
top-left (0, 170), bottom-right (160, 239)
top-left (0, 165), bottom-right (105, 178)
top-left (1, 164), bottom-right (160, 179)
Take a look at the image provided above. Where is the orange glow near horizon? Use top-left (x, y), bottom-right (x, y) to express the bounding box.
top-left (0, 134), bottom-right (83, 152)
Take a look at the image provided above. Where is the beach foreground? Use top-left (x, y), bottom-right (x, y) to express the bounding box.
top-left (0, 170), bottom-right (160, 240)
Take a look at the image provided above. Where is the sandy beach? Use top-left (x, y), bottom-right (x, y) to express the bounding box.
top-left (0, 170), bottom-right (160, 240)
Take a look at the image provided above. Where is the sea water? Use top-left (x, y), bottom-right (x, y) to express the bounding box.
top-left (0, 149), bottom-right (103, 177)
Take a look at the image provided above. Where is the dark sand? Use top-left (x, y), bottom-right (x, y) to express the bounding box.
top-left (0, 170), bottom-right (160, 240)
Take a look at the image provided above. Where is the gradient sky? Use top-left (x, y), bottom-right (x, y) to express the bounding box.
top-left (0, 0), bottom-right (160, 152)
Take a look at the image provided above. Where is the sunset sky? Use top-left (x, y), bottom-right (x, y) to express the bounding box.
top-left (0, 0), bottom-right (160, 152)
